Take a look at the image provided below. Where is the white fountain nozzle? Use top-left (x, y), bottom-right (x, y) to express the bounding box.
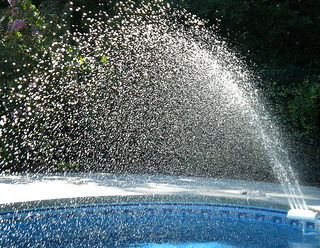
top-left (287, 209), bottom-right (319, 222)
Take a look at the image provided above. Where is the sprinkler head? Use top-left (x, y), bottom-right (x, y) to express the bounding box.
top-left (287, 209), bottom-right (319, 222)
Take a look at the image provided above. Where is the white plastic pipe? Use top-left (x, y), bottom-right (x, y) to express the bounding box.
top-left (287, 209), bottom-right (319, 222)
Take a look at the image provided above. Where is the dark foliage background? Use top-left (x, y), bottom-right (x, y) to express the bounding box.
top-left (180, 0), bottom-right (320, 186)
top-left (1, 0), bottom-right (319, 186)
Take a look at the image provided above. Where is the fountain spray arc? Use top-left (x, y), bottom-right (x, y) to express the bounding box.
top-left (1, 0), bottom-right (318, 222)
top-left (190, 38), bottom-right (319, 225)
top-left (189, 42), bottom-right (308, 212)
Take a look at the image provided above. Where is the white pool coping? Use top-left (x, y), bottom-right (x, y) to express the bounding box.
top-left (0, 173), bottom-right (319, 212)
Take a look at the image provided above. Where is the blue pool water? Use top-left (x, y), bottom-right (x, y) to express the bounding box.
top-left (0, 202), bottom-right (319, 247)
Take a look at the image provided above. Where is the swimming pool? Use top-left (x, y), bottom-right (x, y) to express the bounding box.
top-left (1, 202), bottom-right (319, 247)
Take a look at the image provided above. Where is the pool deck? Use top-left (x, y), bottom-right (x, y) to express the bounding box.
top-left (0, 173), bottom-right (319, 213)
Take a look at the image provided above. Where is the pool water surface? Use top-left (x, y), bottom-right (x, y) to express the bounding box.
top-left (1, 202), bottom-right (319, 247)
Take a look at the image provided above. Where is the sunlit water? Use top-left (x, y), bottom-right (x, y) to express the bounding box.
top-left (0, 0), bottom-right (306, 209)
top-left (134, 243), bottom-right (234, 248)
top-left (2, 202), bottom-right (319, 247)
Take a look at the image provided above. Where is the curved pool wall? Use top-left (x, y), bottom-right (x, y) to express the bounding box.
top-left (0, 173), bottom-right (320, 247)
top-left (1, 202), bottom-right (320, 247)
